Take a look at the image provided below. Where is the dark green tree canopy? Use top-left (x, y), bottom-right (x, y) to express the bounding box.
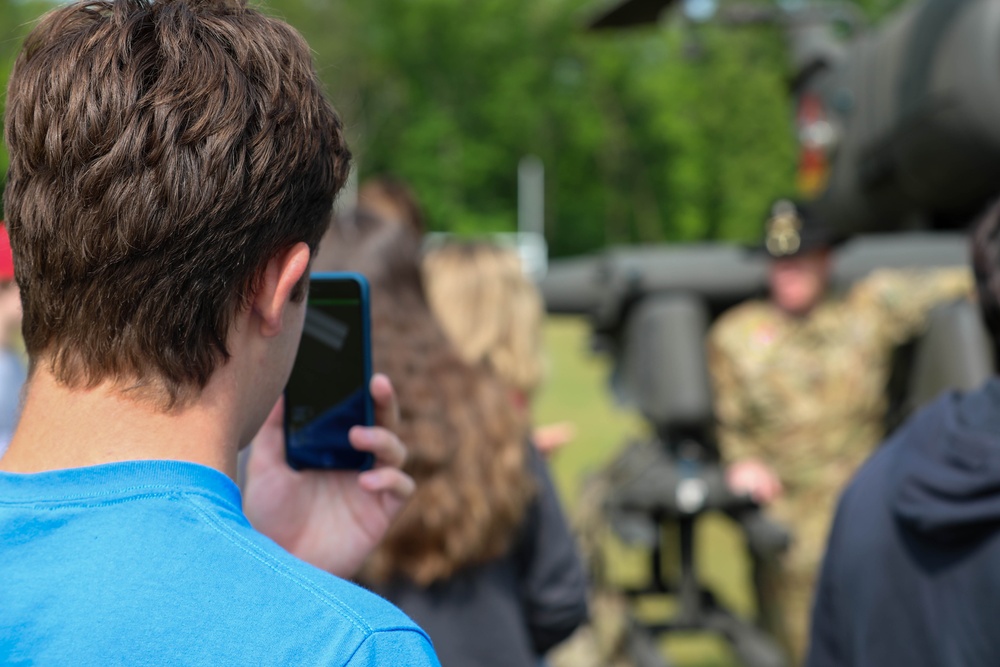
top-left (0, 0), bottom-right (910, 254)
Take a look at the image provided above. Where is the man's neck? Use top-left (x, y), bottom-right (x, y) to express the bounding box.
top-left (0, 369), bottom-right (242, 478)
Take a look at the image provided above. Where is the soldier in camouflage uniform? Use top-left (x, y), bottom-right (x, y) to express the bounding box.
top-left (707, 200), bottom-right (973, 661)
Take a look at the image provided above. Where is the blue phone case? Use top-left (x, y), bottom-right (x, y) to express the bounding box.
top-left (284, 272), bottom-right (375, 471)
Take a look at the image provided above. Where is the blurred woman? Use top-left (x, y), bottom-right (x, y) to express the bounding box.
top-left (317, 212), bottom-right (587, 666)
top-left (423, 240), bottom-right (573, 454)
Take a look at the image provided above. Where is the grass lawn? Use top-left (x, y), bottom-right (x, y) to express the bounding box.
top-left (535, 317), bottom-right (755, 667)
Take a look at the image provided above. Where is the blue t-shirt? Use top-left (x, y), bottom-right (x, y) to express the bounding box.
top-left (0, 460), bottom-right (440, 666)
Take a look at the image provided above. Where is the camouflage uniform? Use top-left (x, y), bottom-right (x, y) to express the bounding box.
top-left (707, 267), bottom-right (973, 660)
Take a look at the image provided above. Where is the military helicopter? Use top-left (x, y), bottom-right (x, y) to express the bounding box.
top-left (542, 1), bottom-right (1000, 665)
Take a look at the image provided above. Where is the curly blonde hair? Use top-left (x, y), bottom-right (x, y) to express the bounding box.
top-left (423, 241), bottom-right (546, 397)
top-left (316, 216), bottom-right (535, 586)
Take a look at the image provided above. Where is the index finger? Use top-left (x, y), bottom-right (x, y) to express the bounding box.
top-left (370, 373), bottom-right (399, 430)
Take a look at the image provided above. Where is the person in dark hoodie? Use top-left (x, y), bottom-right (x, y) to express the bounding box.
top-left (806, 201), bottom-right (1000, 667)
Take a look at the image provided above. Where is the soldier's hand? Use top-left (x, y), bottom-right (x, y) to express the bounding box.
top-left (727, 458), bottom-right (782, 505)
top-left (533, 421), bottom-right (576, 457)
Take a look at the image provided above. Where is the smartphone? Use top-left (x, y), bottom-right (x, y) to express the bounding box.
top-left (284, 273), bottom-right (375, 471)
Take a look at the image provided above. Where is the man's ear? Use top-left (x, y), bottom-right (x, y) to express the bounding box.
top-left (254, 242), bottom-right (311, 338)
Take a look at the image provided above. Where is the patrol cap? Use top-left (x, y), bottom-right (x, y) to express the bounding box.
top-left (762, 199), bottom-right (843, 259)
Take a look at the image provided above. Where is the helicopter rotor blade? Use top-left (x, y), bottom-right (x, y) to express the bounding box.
top-left (588, 0), bottom-right (680, 30)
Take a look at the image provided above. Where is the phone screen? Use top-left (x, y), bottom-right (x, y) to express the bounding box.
top-left (284, 274), bottom-right (375, 470)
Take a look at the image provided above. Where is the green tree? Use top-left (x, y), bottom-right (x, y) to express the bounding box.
top-left (1, 0), bottom-right (49, 212)
top-left (1, 0), bottom-right (22, 207)
top-left (0, 0), bottom-right (916, 253)
top-left (275, 0), bottom-right (802, 253)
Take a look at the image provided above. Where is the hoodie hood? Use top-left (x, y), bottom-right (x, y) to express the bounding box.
top-left (891, 378), bottom-right (1000, 541)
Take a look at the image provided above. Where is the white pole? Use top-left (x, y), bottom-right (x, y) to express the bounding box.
top-left (518, 155), bottom-right (545, 236)
top-left (517, 156), bottom-right (548, 279)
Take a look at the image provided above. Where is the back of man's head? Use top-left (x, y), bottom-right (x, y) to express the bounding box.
top-left (3, 0), bottom-right (350, 407)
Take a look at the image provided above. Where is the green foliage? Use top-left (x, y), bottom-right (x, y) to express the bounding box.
top-left (0, 0), bottom-right (912, 253)
top-left (0, 3), bottom-right (21, 206)
top-left (299, 0), bottom-right (799, 253)
top-left (853, 0), bottom-right (912, 21)
top-left (0, 0), bottom-right (48, 212)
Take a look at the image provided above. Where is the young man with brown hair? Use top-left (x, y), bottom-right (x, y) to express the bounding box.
top-left (0, 0), bottom-right (440, 663)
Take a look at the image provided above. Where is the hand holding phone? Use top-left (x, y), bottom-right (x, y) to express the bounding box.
top-left (244, 376), bottom-right (415, 578)
top-left (284, 273), bottom-right (375, 470)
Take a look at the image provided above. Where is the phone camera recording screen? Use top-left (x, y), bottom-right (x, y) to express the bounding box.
top-left (285, 275), bottom-right (375, 471)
